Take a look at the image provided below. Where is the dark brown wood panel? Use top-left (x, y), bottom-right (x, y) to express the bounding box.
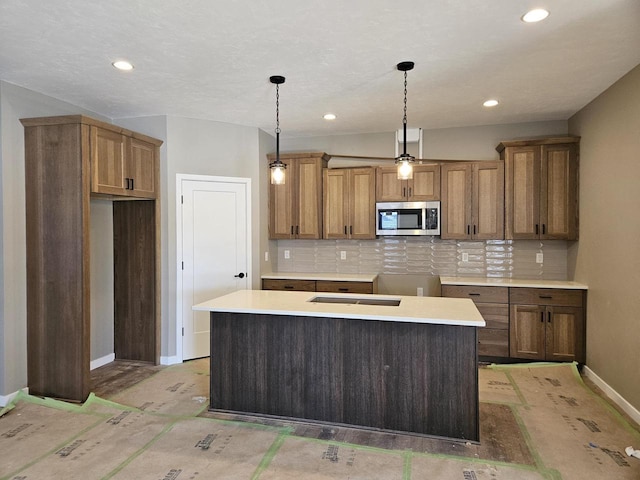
top-left (475, 303), bottom-right (509, 329)
top-left (478, 328), bottom-right (509, 357)
top-left (510, 288), bottom-right (583, 307)
top-left (316, 280), bottom-right (374, 294)
top-left (209, 312), bottom-right (479, 440)
top-left (262, 279), bottom-right (316, 291)
top-left (24, 123), bottom-right (91, 402)
top-left (113, 200), bottom-right (156, 362)
top-left (441, 285), bottom-right (508, 304)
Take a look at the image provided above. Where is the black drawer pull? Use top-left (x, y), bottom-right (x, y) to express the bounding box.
top-left (284, 285), bottom-right (294, 289)
top-left (539, 295), bottom-right (553, 299)
top-left (468, 293), bottom-right (481, 296)
top-left (338, 288), bottom-right (349, 292)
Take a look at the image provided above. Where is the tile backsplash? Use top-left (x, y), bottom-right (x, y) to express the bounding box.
top-left (276, 238), bottom-right (568, 280)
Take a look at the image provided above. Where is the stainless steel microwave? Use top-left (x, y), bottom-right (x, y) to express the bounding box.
top-left (376, 201), bottom-right (440, 236)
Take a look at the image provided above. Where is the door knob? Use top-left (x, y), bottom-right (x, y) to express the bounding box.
top-left (234, 272), bottom-right (245, 278)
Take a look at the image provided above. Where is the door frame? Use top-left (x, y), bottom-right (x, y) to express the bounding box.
top-left (175, 173), bottom-right (252, 362)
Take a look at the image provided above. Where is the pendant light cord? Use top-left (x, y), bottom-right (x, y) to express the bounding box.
top-left (275, 83), bottom-right (280, 160)
top-left (402, 70), bottom-right (408, 155)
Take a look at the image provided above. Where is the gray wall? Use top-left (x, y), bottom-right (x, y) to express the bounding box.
top-left (568, 64), bottom-right (640, 410)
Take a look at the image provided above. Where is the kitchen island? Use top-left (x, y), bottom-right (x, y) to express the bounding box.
top-left (194, 290), bottom-right (485, 441)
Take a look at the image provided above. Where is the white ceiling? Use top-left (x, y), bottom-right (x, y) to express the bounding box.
top-left (1, 0), bottom-right (639, 138)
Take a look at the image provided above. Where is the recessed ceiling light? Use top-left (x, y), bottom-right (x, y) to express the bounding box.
top-left (323, 113), bottom-right (337, 120)
top-left (112, 60), bottom-right (134, 71)
top-left (483, 99), bottom-right (499, 107)
top-left (522, 8), bottom-right (549, 23)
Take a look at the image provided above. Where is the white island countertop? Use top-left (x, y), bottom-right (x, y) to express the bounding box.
top-left (194, 289), bottom-right (485, 327)
top-left (440, 276), bottom-right (588, 290)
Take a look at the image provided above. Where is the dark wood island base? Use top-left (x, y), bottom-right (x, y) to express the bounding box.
top-left (209, 312), bottom-right (479, 441)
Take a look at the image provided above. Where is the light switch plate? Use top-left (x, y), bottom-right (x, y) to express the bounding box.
top-left (536, 253), bottom-right (544, 264)
top-left (462, 252), bottom-right (469, 262)
top-left (264, 251), bottom-right (269, 262)
top-left (340, 251), bottom-right (347, 260)
top-left (417, 287), bottom-right (424, 296)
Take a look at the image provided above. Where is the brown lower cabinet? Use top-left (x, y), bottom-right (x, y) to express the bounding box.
top-left (262, 278), bottom-right (378, 294)
top-left (442, 284), bottom-right (586, 363)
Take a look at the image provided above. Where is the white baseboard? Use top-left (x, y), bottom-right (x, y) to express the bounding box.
top-left (90, 353), bottom-right (115, 371)
top-left (583, 366), bottom-right (640, 426)
top-left (160, 355), bottom-right (182, 366)
top-left (0, 387), bottom-right (28, 408)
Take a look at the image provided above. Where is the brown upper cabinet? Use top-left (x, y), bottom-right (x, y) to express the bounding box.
top-left (20, 115), bottom-right (162, 403)
top-left (268, 152), bottom-right (329, 239)
top-left (91, 127), bottom-right (157, 198)
top-left (440, 161), bottom-right (504, 240)
top-left (323, 167), bottom-right (376, 240)
top-left (375, 164), bottom-right (440, 202)
top-left (497, 137), bottom-right (579, 240)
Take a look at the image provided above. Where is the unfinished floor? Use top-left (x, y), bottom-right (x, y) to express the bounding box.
top-left (1, 360), bottom-right (639, 479)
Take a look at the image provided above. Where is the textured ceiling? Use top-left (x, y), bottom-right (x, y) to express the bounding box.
top-left (1, 0), bottom-right (639, 138)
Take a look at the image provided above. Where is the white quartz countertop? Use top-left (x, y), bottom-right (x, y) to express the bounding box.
top-left (261, 272), bottom-right (378, 282)
top-left (194, 289), bottom-right (485, 327)
top-left (440, 276), bottom-right (588, 290)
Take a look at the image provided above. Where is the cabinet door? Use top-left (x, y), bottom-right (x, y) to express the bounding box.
top-left (296, 158), bottom-right (323, 239)
top-left (349, 168), bottom-right (376, 239)
top-left (127, 137), bottom-right (156, 198)
top-left (510, 304), bottom-right (545, 360)
top-left (91, 126), bottom-right (126, 195)
top-left (409, 164), bottom-right (440, 201)
top-left (473, 161), bottom-right (504, 239)
top-left (269, 161), bottom-right (295, 239)
top-left (546, 306), bottom-right (584, 362)
top-left (540, 144), bottom-right (578, 240)
top-left (323, 169), bottom-right (349, 239)
top-left (505, 146), bottom-right (540, 239)
top-left (375, 166), bottom-right (406, 201)
top-left (441, 163), bottom-right (472, 239)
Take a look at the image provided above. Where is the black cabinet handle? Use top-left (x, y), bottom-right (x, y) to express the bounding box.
top-left (539, 295), bottom-right (553, 299)
top-left (467, 225), bottom-right (470, 235)
top-left (542, 224), bottom-right (546, 235)
top-left (468, 293), bottom-right (481, 296)
top-left (547, 311), bottom-right (552, 323)
top-left (540, 312), bottom-right (544, 323)
top-left (234, 272), bottom-right (245, 278)
top-left (338, 288), bottom-right (349, 292)
top-left (344, 226), bottom-right (347, 235)
top-left (535, 224), bottom-right (539, 235)
top-left (473, 225), bottom-right (477, 235)
top-left (284, 285), bottom-right (294, 289)
top-left (403, 187), bottom-right (407, 197)
top-left (291, 226), bottom-right (294, 235)
top-left (408, 187), bottom-right (412, 197)
top-left (130, 178), bottom-right (134, 190)
top-left (296, 225), bottom-right (299, 235)
top-left (125, 178), bottom-right (130, 189)
top-left (350, 225), bottom-right (353, 235)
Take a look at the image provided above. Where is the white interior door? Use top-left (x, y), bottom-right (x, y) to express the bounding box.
top-left (180, 177), bottom-right (250, 360)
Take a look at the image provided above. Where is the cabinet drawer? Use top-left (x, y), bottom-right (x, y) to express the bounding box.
top-left (316, 281), bottom-right (373, 294)
top-left (478, 328), bottom-right (509, 357)
top-left (441, 285), bottom-right (508, 304)
top-left (510, 288), bottom-right (583, 307)
top-left (262, 279), bottom-right (316, 291)
top-left (475, 303), bottom-right (509, 330)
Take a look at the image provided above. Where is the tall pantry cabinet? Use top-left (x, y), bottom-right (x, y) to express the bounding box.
top-left (21, 115), bottom-right (163, 402)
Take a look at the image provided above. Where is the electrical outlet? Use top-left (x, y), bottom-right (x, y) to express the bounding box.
top-left (462, 252), bottom-right (469, 262)
top-left (417, 287), bottom-right (424, 297)
top-left (264, 251), bottom-right (269, 262)
top-left (340, 251), bottom-right (347, 260)
top-left (536, 253), bottom-right (544, 264)
top-left (284, 250), bottom-right (290, 259)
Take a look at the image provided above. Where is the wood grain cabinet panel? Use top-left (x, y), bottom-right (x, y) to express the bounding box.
top-left (498, 137), bottom-right (579, 240)
top-left (510, 288), bottom-right (585, 363)
top-left (268, 152), bottom-right (328, 239)
top-left (261, 279), bottom-right (316, 291)
top-left (323, 167), bottom-right (376, 240)
top-left (21, 115), bottom-right (162, 402)
top-left (440, 161), bottom-right (504, 240)
top-left (316, 280), bottom-right (375, 294)
top-left (375, 164), bottom-right (440, 202)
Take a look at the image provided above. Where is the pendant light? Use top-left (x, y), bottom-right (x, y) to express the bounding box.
top-left (269, 75), bottom-right (286, 185)
top-left (395, 61), bottom-right (415, 180)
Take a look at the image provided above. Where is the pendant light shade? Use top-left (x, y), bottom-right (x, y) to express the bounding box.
top-left (394, 61), bottom-right (415, 180)
top-left (269, 75), bottom-right (287, 185)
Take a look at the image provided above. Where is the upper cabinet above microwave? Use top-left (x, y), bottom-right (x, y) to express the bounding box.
top-left (497, 137), bottom-right (579, 241)
top-left (375, 164), bottom-right (440, 202)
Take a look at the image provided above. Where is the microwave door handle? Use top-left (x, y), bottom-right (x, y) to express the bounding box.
top-left (422, 208), bottom-right (427, 231)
